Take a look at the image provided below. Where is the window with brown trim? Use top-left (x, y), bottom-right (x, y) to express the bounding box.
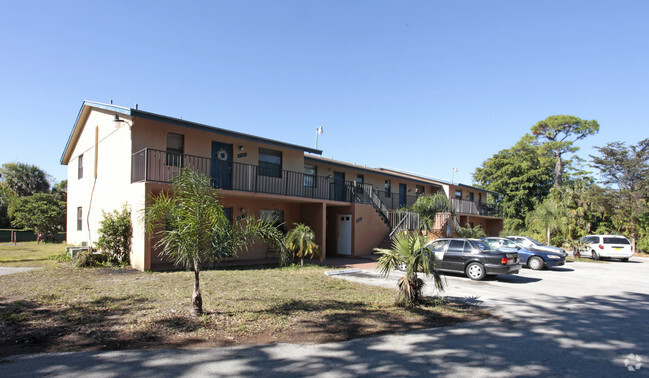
top-left (166, 132), bottom-right (184, 166)
top-left (78, 154), bottom-right (83, 179)
top-left (77, 207), bottom-right (83, 231)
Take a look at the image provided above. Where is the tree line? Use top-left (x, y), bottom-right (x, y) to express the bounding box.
top-left (473, 115), bottom-right (649, 251)
top-left (0, 163), bottom-right (66, 238)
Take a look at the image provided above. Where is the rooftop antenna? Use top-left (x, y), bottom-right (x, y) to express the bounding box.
top-left (452, 167), bottom-right (458, 185)
top-left (315, 126), bottom-right (323, 149)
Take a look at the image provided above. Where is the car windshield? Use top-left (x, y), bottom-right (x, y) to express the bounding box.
top-left (472, 240), bottom-right (497, 253)
top-left (492, 239), bottom-right (518, 249)
top-left (524, 237), bottom-right (544, 246)
top-left (603, 237), bottom-right (630, 245)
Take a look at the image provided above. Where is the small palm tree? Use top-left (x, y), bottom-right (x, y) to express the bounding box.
top-left (145, 168), bottom-right (285, 316)
top-left (456, 223), bottom-right (486, 238)
top-left (375, 232), bottom-right (444, 307)
top-left (284, 223), bottom-right (319, 266)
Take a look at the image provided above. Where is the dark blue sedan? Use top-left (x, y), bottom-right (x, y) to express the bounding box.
top-left (482, 237), bottom-right (565, 270)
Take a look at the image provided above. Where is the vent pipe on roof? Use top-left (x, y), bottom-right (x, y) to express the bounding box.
top-left (135, 103), bottom-right (138, 110)
top-left (110, 99), bottom-right (113, 104)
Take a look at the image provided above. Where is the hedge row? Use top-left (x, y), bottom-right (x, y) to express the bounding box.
top-left (0, 230), bottom-right (66, 243)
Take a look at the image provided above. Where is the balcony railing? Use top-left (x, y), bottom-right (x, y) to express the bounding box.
top-left (451, 198), bottom-right (502, 217)
top-left (132, 149), bottom-right (501, 220)
top-left (133, 148), bottom-right (381, 204)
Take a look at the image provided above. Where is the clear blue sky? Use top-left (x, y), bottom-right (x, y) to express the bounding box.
top-left (1, 1), bottom-right (647, 186)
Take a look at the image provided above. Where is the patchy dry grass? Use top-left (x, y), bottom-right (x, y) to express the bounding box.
top-left (0, 244), bottom-right (488, 358)
top-left (0, 242), bottom-right (65, 267)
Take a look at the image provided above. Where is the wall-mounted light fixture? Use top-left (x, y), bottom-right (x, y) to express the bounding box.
top-left (239, 145), bottom-right (244, 151)
top-left (113, 114), bottom-right (133, 130)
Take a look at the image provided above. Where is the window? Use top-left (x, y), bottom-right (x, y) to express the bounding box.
top-left (427, 240), bottom-right (448, 252)
top-left (455, 190), bottom-right (462, 199)
top-left (78, 154), bottom-right (83, 179)
top-left (469, 192), bottom-right (474, 201)
top-left (356, 174), bottom-right (365, 193)
top-left (166, 132), bottom-right (184, 166)
top-left (304, 164), bottom-right (317, 187)
top-left (448, 240), bottom-right (465, 253)
top-left (77, 207), bottom-right (83, 231)
top-left (385, 180), bottom-right (391, 197)
top-left (258, 148), bottom-right (282, 178)
top-left (416, 185), bottom-right (425, 196)
top-left (260, 209), bottom-right (284, 228)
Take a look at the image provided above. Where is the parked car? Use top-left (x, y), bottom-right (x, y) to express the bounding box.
top-left (423, 238), bottom-right (521, 280)
top-left (506, 235), bottom-right (567, 257)
top-left (579, 235), bottom-right (633, 261)
top-left (482, 237), bottom-right (565, 270)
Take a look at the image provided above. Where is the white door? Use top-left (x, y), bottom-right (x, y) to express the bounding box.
top-left (337, 214), bottom-right (352, 255)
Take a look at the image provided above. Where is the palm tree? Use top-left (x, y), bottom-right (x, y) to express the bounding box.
top-left (375, 232), bottom-right (444, 307)
top-left (526, 199), bottom-right (569, 245)
top-left (145, 168), bottom-right (285, 316)
top-left (410, 193), bottom-right (455, 232)
top-left (284, 223), bottom-right (319, 266)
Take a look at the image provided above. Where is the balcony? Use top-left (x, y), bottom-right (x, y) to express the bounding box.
top-left (132, 148), bottom-right (376, 203)
top-left (451, 198), bottom-right (502, 217)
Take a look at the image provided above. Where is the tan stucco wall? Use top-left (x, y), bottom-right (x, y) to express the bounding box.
top-left (300, 203), bottom-right (327, 260)
top-left (66, 109), bottom-right (134, 248)
top-left (352, 204), bottom-right (390, 255)
top-left (131, 119), bottom-right (305, 172)
top-left (450, 184), bottom-right (488, 202)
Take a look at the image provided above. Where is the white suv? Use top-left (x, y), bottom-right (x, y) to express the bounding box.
top-left (579, 235), bottom-right (633, 261)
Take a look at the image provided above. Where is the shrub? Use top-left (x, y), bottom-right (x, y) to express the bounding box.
top-left (75, 251), bottom-right (100, 268)
top-left (456, 224), bottom-right (486, 238)
top-left (95, 204), bottom-right (132, 264)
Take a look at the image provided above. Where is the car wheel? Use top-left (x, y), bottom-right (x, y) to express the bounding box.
top-left (465, 262), bottom-right (486, 281)
top-left (621, 258), bottom-right (629, 262)
top-left (528, 256), bottom-right (544, 270)
top-left (591, 250), bottom-right (599, 260)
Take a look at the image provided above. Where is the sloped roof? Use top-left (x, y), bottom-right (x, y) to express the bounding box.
top-left (60, 101), bottom-right (322, 164)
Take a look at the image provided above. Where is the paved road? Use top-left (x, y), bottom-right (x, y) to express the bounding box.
top-left (2, 258), bottom-right (648, 376)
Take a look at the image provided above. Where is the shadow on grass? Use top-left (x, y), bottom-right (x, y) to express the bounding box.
top-left (262, 298), bottom-right (476, 342)
top-left (0, 295), bottom-right (153, 358)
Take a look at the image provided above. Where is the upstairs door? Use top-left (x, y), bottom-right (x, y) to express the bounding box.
top-left (399, 183), bottom-right (407, 208)
top-left (333, 171), bottom-right (345, 202)
top-left (337, 214), bottom-right (352, 255)
top-left (211, 142), bottom-right (233, 190)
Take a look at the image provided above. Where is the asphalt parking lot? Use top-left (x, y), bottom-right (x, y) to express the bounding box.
top-left (334, 257), bottom-right (649, 375)
top-left (2, 258), bottom-right (648, 377)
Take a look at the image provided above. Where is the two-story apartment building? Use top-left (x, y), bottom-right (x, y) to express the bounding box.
top-left (61, 101), bottom-right (503, 271)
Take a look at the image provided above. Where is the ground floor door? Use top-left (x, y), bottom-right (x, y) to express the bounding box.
top-left (337, 214), bottom-right (352, 255)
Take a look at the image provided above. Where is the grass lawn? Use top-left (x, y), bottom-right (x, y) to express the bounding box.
top-left (0, 242), bottom-right (65, 267)
top-left (0, 243), bottom-right (488, 358)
